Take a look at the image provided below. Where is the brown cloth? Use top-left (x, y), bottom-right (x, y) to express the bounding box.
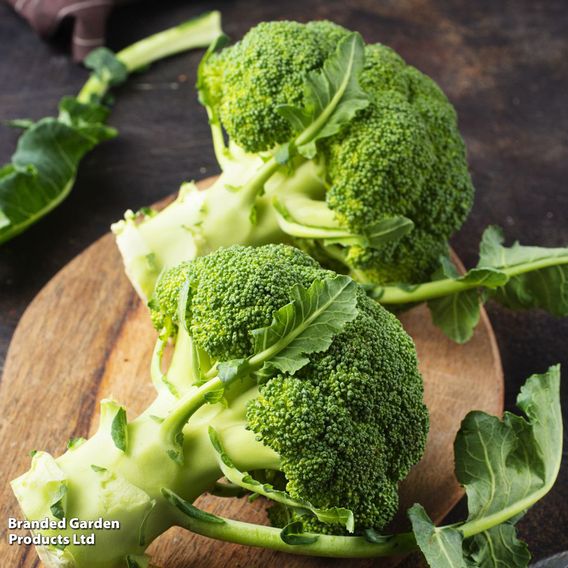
top-left (6, 0), bottom-right (116, 61)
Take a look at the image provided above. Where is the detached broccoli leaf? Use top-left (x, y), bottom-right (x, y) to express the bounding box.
top-left (0, 13), bottom-right (223, 246)
top-left (410, 365), bottom-right (562, 568)
top-left (277, 32), bottom-right (369, 159)
top-left (0, 99), bottom-right (116, 244)
top-left (218, 275), bottom-right (358, 382)
top-left (84, 48), bottom-right (128, 87)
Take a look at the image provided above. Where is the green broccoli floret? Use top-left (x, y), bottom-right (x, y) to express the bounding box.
top-left (12, 244), bottom-right (428, 566)
top-left (247, 287), bottom-right (427, 531)
top-left (114, 19), bottom-right (473, 300)
top-left (150, 245), bottom-right (428, 531)
top-left (321, 44), bottom-right (473, 282)
top-left (202, 20), bottom-right (350, 152)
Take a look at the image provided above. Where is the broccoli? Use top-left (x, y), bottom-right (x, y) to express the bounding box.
top-left (112, 19), bottom-right (473, 299)
top-left (12, 244), bottom-right (428, 566)
top-left (10, 246), bottom-right (564, 568)
top-left (112, 19), bottom-right (568, 344)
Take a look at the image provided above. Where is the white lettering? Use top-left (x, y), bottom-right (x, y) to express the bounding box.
top-left (69, 518), bottom-right (120, 530)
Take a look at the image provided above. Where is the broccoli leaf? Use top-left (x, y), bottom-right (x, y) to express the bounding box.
top-left (409, 505), bottom-right (465, 568)
top-left (162, 488), bottom-right (226, 524)
top-left (398, 225), bottom-right (568, 342)
top-left (209, 427), bottom-right (355, 532)
top-left (111, 407), bottom-right (129, 452)
top-left (84, 48), bottom-right (129, 88)
top-left (280, 522), bottom-right (319, 545)
top-left (449, 227), bottom-right (567, 341)
top-left (410, 365), bottom-right (561, 568)
top-left (428, 289), bottom-right (480, 344)
top-left (457, 365), bottom-right (562, 522)
top-left (463, 523), bottom-right (530, 567)
top-left (0, 13), bottom-right (222, 246)
top-left (426, 258), bottom-right (481, 343)
top-left (218, 275), bottom-right (358, 382)
top-left (0, 100), bottom-right (116, 245)
top-left (49, 484), bottom-right (68, 521)
top-left (479, 226), bottom-right (568, 315)
top-left (277, 32), bottom-right (369, 159)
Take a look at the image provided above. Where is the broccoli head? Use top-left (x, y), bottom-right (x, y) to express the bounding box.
top-left (115, 19), bottom-right (474, 300)
top-left (13, 244), bottom-right (429, 566)
top-left (201, 20), bottom-right (351, 152)
top-left (151, 244), bottom-right (429, 532)
top-left (323, 43), bottom-right (473, 282)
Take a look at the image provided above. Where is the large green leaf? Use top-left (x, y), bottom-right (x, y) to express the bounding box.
top-left (277, 32), bottom-right (369, 159)
top-left (424, 226), bottom-right (568, 342)
top-left (411, 366), bottom-right (562, 568)
top-left (479, 226), bottom-right (568, 315)
top-left (218, 275), bottom-right (358, 382)
top-left (457, 365), bottom-right (562, 520)
top-left (0, 99), bottom-right (116, 244)
top-left (409, 505), bottom-right (465, 568)
top-left (0, 13), bottom-right (223, 245)
top-left (463, 524), bottom-right (530, 568)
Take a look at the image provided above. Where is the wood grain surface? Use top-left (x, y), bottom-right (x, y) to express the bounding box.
top-left (0, 177), bottom-right (503, 567)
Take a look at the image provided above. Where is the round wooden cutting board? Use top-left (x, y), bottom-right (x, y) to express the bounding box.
top-left (0, 178), bottom-right (504, 568)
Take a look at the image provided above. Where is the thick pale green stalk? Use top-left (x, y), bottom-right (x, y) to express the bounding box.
top-left (11, 380), bottom-right (277, 567)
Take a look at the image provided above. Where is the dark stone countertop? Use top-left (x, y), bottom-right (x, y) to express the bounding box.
top-left (1, 0), bottom-right (567, 565)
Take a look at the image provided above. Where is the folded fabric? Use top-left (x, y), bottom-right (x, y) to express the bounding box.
top-left (6, 0), bottom-right (116, 60)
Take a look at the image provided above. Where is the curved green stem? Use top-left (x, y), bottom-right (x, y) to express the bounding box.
top-left (240, 156), bottom-right (282, 202)
top-left (274, 207), bottom-right (354, 240)
top-left (76, 11), bottom-right (221, 104)
top-left (160, 377), bottom-right (223, 460)
top-left (378, 255), bottom-right (568, 305)
top-left (178, 512), bottom-right (417, 558)
top-left (178, 477), bottom-right (561, 560)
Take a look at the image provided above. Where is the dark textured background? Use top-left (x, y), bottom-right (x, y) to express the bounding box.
top-left (1, 0), bottom-right (567, 565)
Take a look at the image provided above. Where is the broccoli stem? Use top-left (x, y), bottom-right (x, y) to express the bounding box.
top-left (160, 376), bottom-right (223, 460)
top-left (177, 511), bottom-right (417, 557)
top-left (177, 449), bottom-right (562, 560)
top-left (377, 254), bottom-right (568, 305)
top-left (11, 381), bottom-right (278, 567)
top-left (76, 11), bottom-right (222, 104)
top-left (208, 111), bottom-right (232, 169)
